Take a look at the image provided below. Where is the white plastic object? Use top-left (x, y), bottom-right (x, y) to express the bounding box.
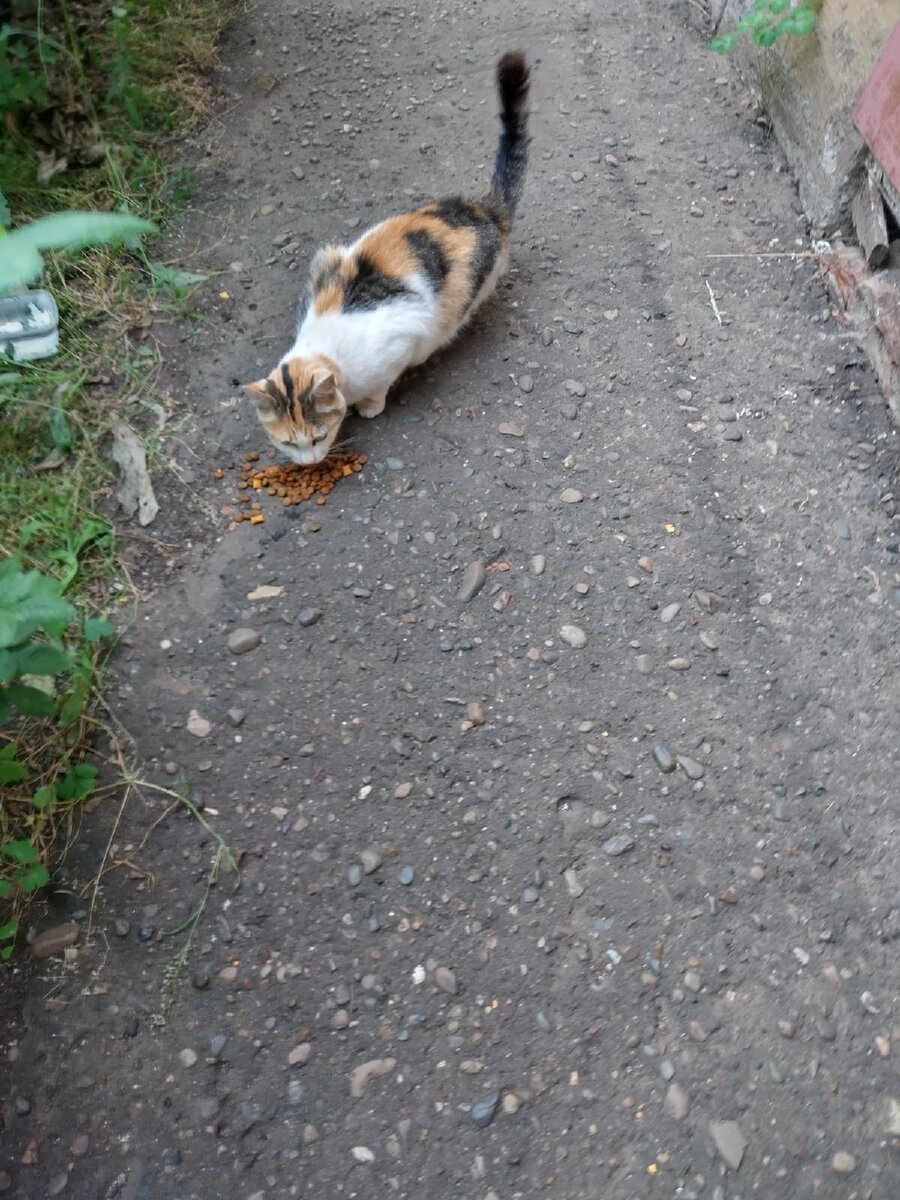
top-left (0, 289), bottom-right (59, 362)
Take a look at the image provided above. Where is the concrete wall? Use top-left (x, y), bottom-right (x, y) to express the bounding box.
top-left (718, 0), bottom-right (897, 228)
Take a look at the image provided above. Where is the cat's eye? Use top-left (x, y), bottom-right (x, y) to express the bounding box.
top-left (280, 439), bottom-right (294, 448)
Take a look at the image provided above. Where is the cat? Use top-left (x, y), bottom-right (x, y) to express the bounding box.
top-left (244, 51), bottom-right (530, 465)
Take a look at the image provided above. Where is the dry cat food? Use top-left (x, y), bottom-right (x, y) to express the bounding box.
top-left (222, 448), bottom-right (367, 528)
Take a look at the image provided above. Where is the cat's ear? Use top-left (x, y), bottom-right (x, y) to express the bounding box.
top-left (244, 379), bottom-right (276, 418)
top-left (309, 369), bottom-right (342, 412)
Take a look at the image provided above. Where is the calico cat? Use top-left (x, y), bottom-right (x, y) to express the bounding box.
top-left (244, 51), bottom-right (530, 464)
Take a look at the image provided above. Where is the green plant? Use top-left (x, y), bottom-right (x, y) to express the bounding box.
top-left (709, 0), bottom-right (816, 53)
top-left (0, 204), bottom-right (156, 293)
top-left (0, 19), bottom-right (63, 112)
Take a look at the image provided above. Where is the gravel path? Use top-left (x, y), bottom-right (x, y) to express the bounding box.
top-left (4, 2), bottom-right (900, 1198)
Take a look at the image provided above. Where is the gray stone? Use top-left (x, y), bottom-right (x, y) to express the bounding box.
top-left (227, 628), bottom-right (261, 655)
top-left (602, 834), bottom-right (635, 857)
top-left (560, 624), bottom-right (587, 648)
top-left (660, 602), bottom-right (681, 624)
top-left (398, 866), bottom-right (415, 886)
top-left (434, 966), bottom-right (458, 994)
top-left (458, 561), bottom-right (487, 602)
top-left (677, 756), bottom-right (705, 780)
top-left (471, 1090), bottom-right (502, 1129)
top-left (209, 1035), bottom-right (227, 1057)
top-left (665, 1082), bottom-right (690, 1121)
top-left (831, 1152), bottom-right (856, 1173)
top-left (653, 745), bottom-right (676, 773)
top-left (114, 918), bottom-right (131, 937)
top-left (297, 607), bottom-right (323, 627)
top-left (709, 1119), bottom-right (746, 1169)
top-left (226, 708), bottom-right (246, 726)
top-left (563, 379), bottom-right (587, 397)
top-left (198, 1097), bottom-right (220, 1121)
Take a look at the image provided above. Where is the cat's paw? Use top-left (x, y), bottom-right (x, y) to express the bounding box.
top-left (355, 395), bottom-right (386, 418)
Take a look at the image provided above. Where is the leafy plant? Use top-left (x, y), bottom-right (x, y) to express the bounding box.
top-left (709, 0), bottom-right (816, 53)
top-left (0, 206), bottom-right (156, 293)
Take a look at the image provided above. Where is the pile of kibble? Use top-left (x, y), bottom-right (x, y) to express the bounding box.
top-left (219, 448), bottom-right (367, 527)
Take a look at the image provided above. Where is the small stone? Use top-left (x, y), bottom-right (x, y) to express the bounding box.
top-left (834, 519), bottom-right (851, 541)
top-left (471, 1090), bottom-right (502, 1129)
top-left (351, 1146), bottom-right (375, 1163)
top-left (531, 554), bottom-right (546, 576)
top-left (563, 379), bottom-right (587, 397)
top-left (652, 745), bottom-right (676, 773)
top-left (563, 319), bottom-right (583, 334)
top-left (560, 488), bottom-right (583, 504)
top-left (70, 1135), bottom-right (89, 1158)
top-left (398, 866), bottom-right (415, 886)
top-left (777, 1020), bottom-right (796, 1039)
top-left (709, 1120), bottom-right (747, 1170)
top-left (292, 165), bottom-right (305, 180)
top-left (560, 624), bottom-right (587, 648)
top-left (0, 1171), bottom-right (12, 1191)
top-left (331, 1009), bottom-right (350, 1030)
top-left (227, 628), bottom-right (261, 655)
top-left (198, 1097), bottom-right (220, 1121)
top-left (665, 1083), bottom-right (690, 1121)
top-left (385, 457), bottom-right (404, 470)
top-left (498, 421), bottom-right (524, 437)
top-left (31, 924), bottom-right (79, 959)
top-left (636, 654), bottom-right (653, 674)
top-left (660, 602), bottom-right (681, 624)
top-left (667, 657), bottom-right (691, 671)
top-left (676, 388), bottom-right (693, 402)
top-left (831, 1152), bottom-right (856, 1174)
top-left (518, 375), bottom-right (534, 393)
top-left (522, 885), bottom-right (539, 904)
top-left (677, 756), bottom-right (705, 780)
top-left (289, 1043), bottom-right (311, 1066)
top-left (114, 918), bottom-right (130, 937)
top-left (350, 1057), bottom-right (396, 1098)
top-left (297, 607), bottom-right (323, 627)
top-left (564, 868), bottom-right (584, 898)
top-left (48, 1174), bottom-right (68, 1196)
top-left (434, 966), bottom-right (458, 994)
top-left (683, 970), bottom-right (702, 993)
top-left (347, 864), bottom-right (362, 886)
top-left (360, 849), bottom-right (382, 874)
top-left (460, 1059), bottom-right (483, 1074)
top-left (699, 631), bottom-right (719, 650)
top-left (394, 782), bottom-right (413, 798)
top-left (750, 864), bottom-right (765, 882)
top-left (502, 1093), bottom-right (520, 1114)
top-left (602, 834), bottom-right (635, 857)
top-left (15, 1096), bottom-right (31, 1116)
top-left (541, 326), bottom-right (554, 345)
top-left (179, 1048), bottom-right (198, 1068)
top-left (466, 701), bottom-right (485, 726)
top-left (720, 887), bottom-right (738, 904)
top-left (458, 561), bottom-right (488, 602)
top-left (218, 966), bottom-right (238, 985)
top-left (209, 1034), bottom-right (227, 1056)
top-left (571, 170), bottom-right (585, 182)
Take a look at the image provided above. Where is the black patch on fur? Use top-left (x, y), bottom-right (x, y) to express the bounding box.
top-left (342, 254), bottom-right (411, 311)
top-left (489, 52), bottom-right (530, 216)
top-left (426, 197), bottom-right (487, 229)
top-left (310, 256), bottom-right (342, 294)
top-left (425, 198), bottom-right (502, 302)
top-left (405, 228), bottom-right (449, 289)
top-left (469, 219), bottom-right (501, 299)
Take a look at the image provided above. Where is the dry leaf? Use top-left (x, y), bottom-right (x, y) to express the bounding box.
top-left (110, 422), bottom-right (158, 526)
top-left (247, 584), bottom-right (283, 601)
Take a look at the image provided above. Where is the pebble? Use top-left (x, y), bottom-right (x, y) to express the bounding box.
top-left (563, 320), bottom-right (583, 334)
top-left (351, 1146), bottom-right (375, 1163)
top-left (289, 1043), bottom-right (311, 1066)
top-left (227, 628), bottom-right (261, 655)
top-left (502, 1093), bottom-right (520, 1114)
top-left (834, 519), bottom-right (851, 541)
top-left (559, 624), bottom-right (587, 648)
top-left (498, 421), bottom-right (524, 437)
top-left (458, 561), bottom-right (487, 602)
top-left (350, 1057), bottom-right (396, 1098)
top-left (70, 1135), bottom-right (89, 1158)
top-left (667, 656), bottom-right (691, 671)
top-left (699, 631), bottom-right (719, 650)
top-left (198, 1097), bottom-right (220, 1121)
top-left (652, 745), bottom-right (676, 773)
top-left (398, 866), bottom-right (415, 886)
top-left (683, 970), bottom-right (702, 993)
top-left (31, 924), bottom-right (79, 959)
top-left (209, 1034), bottom-right (227, 1056)
top-left (15, 1096), bottom-right (31, 1115)
top-left (471, 1090), bottom-right (502, 1129)
top-left (518, 374), bottom-right (534, 393)
top-left (665, 1082), bottom-right (690, 1121)
top-left (636, 654), bottom-right (653, 674)
top-left (114, 918), bottom-right (130, 937)
top-left (831, 1152), bottom-right (856, 1173)
top-left (660, 602), bottom-right (681, 624)
top-left (179, 1048), bottom-right (198, 1068)
top-left (385, 457), bottom-right (404, 470)
top-left (0, 1172), bottom-right (12, 1192)
top-left (602, 834), bottom-right (635, 857)
top-left (522, 885), bottom-right (540, 904)
top-left (531, 554), bottom-right (546, 576)
top-left (677, 756), bottom-right (705, 780)
top-left (297, 607), bottom-right (323, 627)
top-left (360, 849), bottom-right (382, 874)
top-left (48, 1174), bottom-right (68, 1196)
top-left (434, 966), bottom-right (458, 994)
top-left (563, 379), bottom-right (587, 397)
top-left (564, 868), bottom-right (584, 898)
top-left (560, 488), bottom-right (583, 503)
top-left (332, 1009), bottom-right (350, 1030)
top-left (541, 327), bottom-right (554, 346)
top-left (709, 1119), bottom-right (747, 1169)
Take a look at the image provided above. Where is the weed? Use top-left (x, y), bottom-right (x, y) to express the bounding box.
top-left (709, 0), bottom-right (816, 54)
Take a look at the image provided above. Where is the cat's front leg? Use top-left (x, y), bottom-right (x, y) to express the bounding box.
top-left (354, 392), bottom-right (387, 419)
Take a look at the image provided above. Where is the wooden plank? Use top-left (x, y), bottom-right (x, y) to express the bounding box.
top-left (851, 172), bottom-right (890, 268)
top-left (853, 20), bottom-right (900, 196)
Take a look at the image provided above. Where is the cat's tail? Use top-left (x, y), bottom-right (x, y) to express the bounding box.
top-left (487, 51), bottom-right (530, 222)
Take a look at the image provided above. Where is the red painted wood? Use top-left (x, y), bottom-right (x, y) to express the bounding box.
top-left (853, 19), bottom-right (900, 193)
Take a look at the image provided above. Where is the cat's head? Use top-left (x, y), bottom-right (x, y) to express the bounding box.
top-left (244, 356), bottom-right (347, 464)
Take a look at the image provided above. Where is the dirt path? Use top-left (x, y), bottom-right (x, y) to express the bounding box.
top-left (4, 2), bottom-right (900, 1197)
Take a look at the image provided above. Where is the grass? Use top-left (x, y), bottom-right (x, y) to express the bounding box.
top-left (1, 0), bottom-right (240, 943)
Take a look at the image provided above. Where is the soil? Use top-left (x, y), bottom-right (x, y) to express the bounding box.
top-left (3, 2), bottom-right (900, 1198)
